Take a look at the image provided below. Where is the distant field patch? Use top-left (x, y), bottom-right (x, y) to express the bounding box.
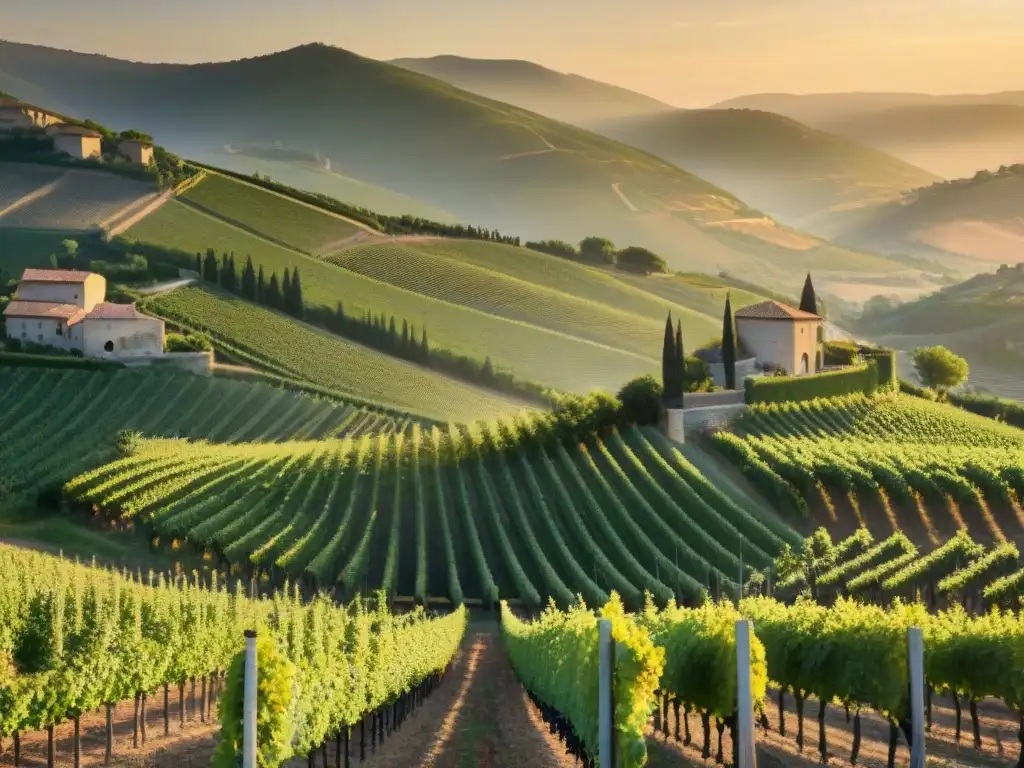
top-left (181, 172), bottom-right (367, 253)
top-left (145, 286), bottom-right (530, 422)
top-left (0, 228), bottom-right (79, 273)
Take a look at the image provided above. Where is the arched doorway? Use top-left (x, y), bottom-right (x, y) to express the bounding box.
top-left (104, 340), bottom-right (114, 353)
top-left (801, 353), bottom-right (810, 374)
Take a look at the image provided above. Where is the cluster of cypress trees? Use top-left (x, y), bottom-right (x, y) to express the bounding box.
top-left (321, 301), bottom-right (431, 365)
top-left (196, 252), bottom-right (304, 319)
top-left (661, 313), bottom-right (686, 408)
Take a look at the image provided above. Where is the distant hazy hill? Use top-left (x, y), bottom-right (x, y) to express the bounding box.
top-left (0, 40), bottom-right (919, 295)
top-left (711, 91), bottom-right (1024, 123)
top-left (390, 55), bottom-right (673, 126)
top-left (593, 109), bottom-right (938, 225)
top-left (857, 263), bottom-right (1024, 399)
top-left (814, 104), bottom-right (1024, 179)
top-left (812, 165), bottom-right (1024, 266)
top-left (711, 92), bottom-right (1024, 179)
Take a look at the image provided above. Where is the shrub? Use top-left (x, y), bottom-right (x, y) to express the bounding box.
top-left (116, 429), bottom-right (143, 456)
top-left (745, 362), bottom-right (880, 404)
top-left (617, 375), bottom-right (665, 426)
top-left (899, 378), bottom-right (938, 401)
top-left (165, 331), bottom-right (213, 352)
top-left (823, 341), bottom-right (860, 366)
top-left (948, 392), bottom-right (1024, 430)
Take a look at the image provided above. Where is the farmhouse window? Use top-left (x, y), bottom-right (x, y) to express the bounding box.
top-left (56, 323), bottom-right (63, 336)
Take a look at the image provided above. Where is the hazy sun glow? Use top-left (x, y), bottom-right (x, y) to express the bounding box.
top-left (5, 0), bottom-right (1022, 105)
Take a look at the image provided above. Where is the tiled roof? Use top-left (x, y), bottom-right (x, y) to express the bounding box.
top-left (3, 301), bottom-right (85, 323)
top-left (21, 268), bottom-right (95, 284)
top-left (47, 124), bottom-right (102, 138)
top-left (84, 302), bottom-right (146, 320)
top-left (735, 300), bottom-right (820, 321)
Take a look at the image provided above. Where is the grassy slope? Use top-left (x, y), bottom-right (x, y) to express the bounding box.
top-left (327, 240), bottom-right (719, 357)
top-left (0, 40), bottom-right (910, 288)
top-left (144, 286), bottom-right (531, 422)
top-left (124, 199), bottom-right (663, 392)
top-left (593, 109), bottom-right (939, 224)
top-left (180, 171), bottom-right (369, 253)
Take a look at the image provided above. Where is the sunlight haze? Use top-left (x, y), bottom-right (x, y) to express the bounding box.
top-left (5, 0), bottom-right (1022, 105)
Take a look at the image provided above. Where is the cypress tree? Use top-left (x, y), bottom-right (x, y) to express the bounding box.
top-left (282, 269), bottom-right (292, 312)
top-left (203, 249), bottom-right (218, 283)
top-left (800, 273), bottom-right (819, 316)
top-left (420, 327), bottom-right (429, 360)
top-left (675, 319), bottom-right (685, 408)
top-left (401, 319), bottom-right (410, 353)
top-left (291, 268), bottom-right (303, 318)
top-left (267, 273), bottom-right (282, 310)
top-left (336, 300), bottom-right (345, 328)
top-left (389, 316), bottom-right (398, 349)
top-left (482, 356), bottom-right (495, 379)
top-left (661, 313), bottom-right (676, 406)
top-left (257, 266), bottom-right (266, 304)
top-left (194, 253), bottom-right (202, 277)
top-left (242, 256), bottom-right (256, 300)
top-left (722, 292), bottom-right (737, 390)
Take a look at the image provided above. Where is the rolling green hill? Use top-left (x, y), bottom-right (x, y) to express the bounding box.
top-left (143, 286), bottom-right (533, 422)
top-left (856, 263), bottom-right (1024, 400)
top-left (389, 55), bottom-right (674, 127)
top-left (0, 39), bottom-right (919, 294)
top-left (593, 109), bottom-right (939, 225)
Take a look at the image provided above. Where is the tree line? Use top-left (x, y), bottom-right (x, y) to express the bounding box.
top-left (524, 236), bottom-right (668, 274)
top-left (193, 251), bottom-right (551, 405)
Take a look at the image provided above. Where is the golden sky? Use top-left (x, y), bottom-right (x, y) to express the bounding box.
top-left (5, 0), bottom-right (1022, 105)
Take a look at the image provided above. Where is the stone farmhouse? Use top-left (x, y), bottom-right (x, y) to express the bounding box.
top-left (3, 268), bottom-right (165, 358)
top-left (697, 299), bottom-right (823, 385)
top-left (735, 300), bottom-right (823, 375)
top-left (0, 98), bottom-right (154, 166)
top-left (46, 124), bottom-right (103, 160)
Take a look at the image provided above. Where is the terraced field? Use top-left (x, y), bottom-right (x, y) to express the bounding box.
top-left (180, 171), bottom-right (368, 253)
top-left (329, 241), bottom-right (718, 356)
top-left (63, 418), bottom-right (800, 607)
top-left (712, 393), bottom-right (1024, 549)
top-left (0, 366), bottom-right (410, 500)
top-left (143, 286), bottom-right (531, 422)
top-left (0, 162), bottom-right (155, 230)
top-left (125, 206), bottom-right (659, 391)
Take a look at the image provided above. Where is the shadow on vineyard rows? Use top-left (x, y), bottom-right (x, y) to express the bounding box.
top-left (644, 690), bottom-right (1020, 768)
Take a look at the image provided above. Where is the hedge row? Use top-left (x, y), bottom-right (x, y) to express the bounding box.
top-left (744, 361), bottom-right (880, 404)
top-left (823, 342), bottom-right (896, 390)
top-left (0, 351), bottom-right (126, 371)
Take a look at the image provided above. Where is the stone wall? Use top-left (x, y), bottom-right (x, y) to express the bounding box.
top-left (682, 403), bottom-right (746, 436)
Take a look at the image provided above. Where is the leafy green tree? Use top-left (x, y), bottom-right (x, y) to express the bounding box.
top-left (59, 239), bottom-right (79, 268)
top-left (615, 246), bottom-right (666, 274)
top-left (799, 273), bottom-right (818, 315)
top-left (722, 293), bottom-right (737, 390)
top-left (617, 374), bottom-right (664, 426)
top-left (579, 236), bottom-right (616, 264)
top-left (913, 345), bottom-right (969, 392)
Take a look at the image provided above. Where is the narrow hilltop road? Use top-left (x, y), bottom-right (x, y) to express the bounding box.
top-left (352, 620), bottom-right (577, 768)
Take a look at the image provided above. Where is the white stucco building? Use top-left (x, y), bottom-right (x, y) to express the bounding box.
top-left (3, 268), bottom-right (164, 357)
top-left (734, 300), bottom-right (823, 376)
top-left (46, 124), bottom-right (103, 160)
top-left (117, 139), bottom-right (155, 166)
